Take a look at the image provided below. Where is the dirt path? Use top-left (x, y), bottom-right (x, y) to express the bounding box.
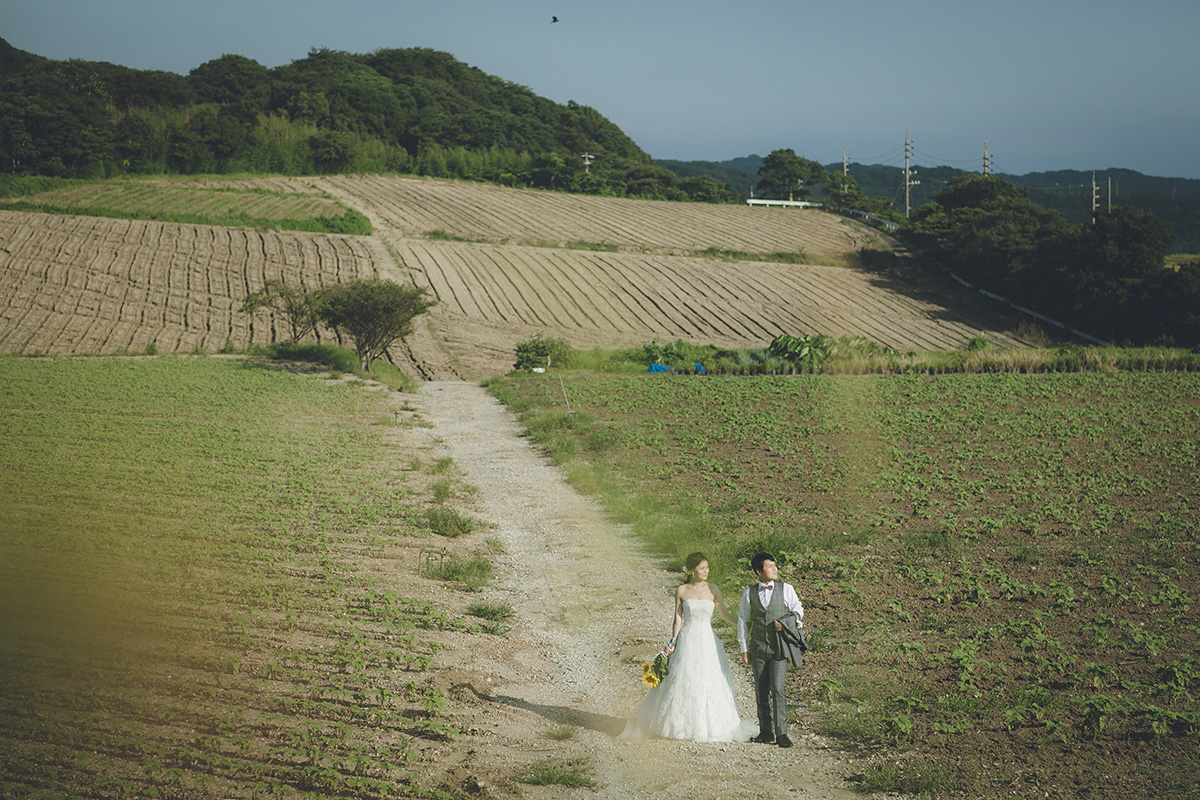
top-left (411, 381), bottom-right (871, 799)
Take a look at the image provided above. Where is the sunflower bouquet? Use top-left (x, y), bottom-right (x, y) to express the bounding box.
top-left (640, 651), bottom-right (669, 687)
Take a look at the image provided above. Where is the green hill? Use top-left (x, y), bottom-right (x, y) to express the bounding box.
top-left (654, 157), bottom-right (761, 197)
top-left (0, 38), bottom-right (722, 201)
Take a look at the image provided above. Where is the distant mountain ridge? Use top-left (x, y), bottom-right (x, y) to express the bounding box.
top-left (656, 156), bottom-right (1200, 251)
top-left (3, 32), bottom-right (1196, 241)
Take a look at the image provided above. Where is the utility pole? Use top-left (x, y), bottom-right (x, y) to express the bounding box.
top-left (904, 132), bottom-right (919, 218)
top-left (843, 149), bottom-right (848, 177)
top-left (581, 152), bottom-right (595, 174)
top-left (1108, 175), bottom-right (1112, 212)
top-left (983, 142), bottom-right (992, 176)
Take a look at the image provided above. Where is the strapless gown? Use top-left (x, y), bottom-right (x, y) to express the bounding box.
top-left (618, 598), bottom-right (751, 742)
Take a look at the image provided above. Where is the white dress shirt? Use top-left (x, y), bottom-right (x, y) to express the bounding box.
top-left (737, 581), bottom-right (804, 654)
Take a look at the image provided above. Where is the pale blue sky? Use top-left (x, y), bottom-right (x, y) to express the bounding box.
top-left (4, 0), bottom-right (1199, 178)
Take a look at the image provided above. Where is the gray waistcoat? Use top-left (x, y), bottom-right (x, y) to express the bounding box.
top-left (749, 584), bottom-right (786, 655)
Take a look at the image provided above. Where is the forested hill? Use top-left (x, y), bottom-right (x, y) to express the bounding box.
top-left (0, 38), bottom-right (728, 201)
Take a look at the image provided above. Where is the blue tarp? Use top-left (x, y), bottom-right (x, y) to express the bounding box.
top-left (647, 363), bottom-right (706, 374)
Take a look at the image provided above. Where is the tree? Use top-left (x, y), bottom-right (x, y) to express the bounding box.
top-left (902, 174), bottom-right (1187, 344)
top-left (1064, 207), bottom-right (1174, 339)
top-left (824, 172), bottom-right (899, 219)
top-left (903, 174), bottom-right (1070, 298)
top-left (755, 149), bottom-right (827, 201)
top-left (680, 174), bottom-right (733, 204)
top-left (307, 129), bottom-right (359, 172)
top-left (188, 54), bottom-right (271, 110)
top-left (313, 279), bottom-right (434, 371)
top-left (239, 279), bottom-right (320, 344)
top-left (530, 152), bottom-right (574, 190)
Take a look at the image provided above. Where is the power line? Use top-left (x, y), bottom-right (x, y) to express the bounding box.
top-left (908, 143), bottom-right (980, 166)
top-left (845, 143), bottom-right (906, 164)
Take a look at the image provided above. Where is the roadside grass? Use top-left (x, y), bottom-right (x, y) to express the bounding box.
top-left (860, 760), bottom-right (958, 795)
top-left (517, 760), bottom-right (597, 787)
top-left (0, 355), bottom-right (470, 799)
top-left (486, 367), bottom-right (1200, 799)
top-left (425, 555), bottom-right (493, 590)
top-left (425, 506), bottom-right (478, 537)
top-left (506, 337), bottom-right (1200, 377)
top-left (467, 602), bottom-right (515, 637)
top-left (541, 724), bottom-right (578, 740)
top-left (467, 601), bottom-right (515, 623)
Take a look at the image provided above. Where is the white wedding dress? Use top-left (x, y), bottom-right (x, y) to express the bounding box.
top-left (618, 598), bottom-right (752, 742)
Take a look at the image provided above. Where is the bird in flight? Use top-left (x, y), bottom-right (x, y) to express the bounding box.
top-left (551, 16), bottom-right (559, 23)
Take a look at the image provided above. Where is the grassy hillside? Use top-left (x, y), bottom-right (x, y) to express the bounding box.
top-left (487, 369), bottom-right (1200, 799)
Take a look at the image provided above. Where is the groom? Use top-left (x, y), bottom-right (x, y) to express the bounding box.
top-left (738, 552), bottom-right (805, 748)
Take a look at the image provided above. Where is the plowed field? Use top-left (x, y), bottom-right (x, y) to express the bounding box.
top-left (317, 174), bottom-right (879, 257)
top-left (0, 211), bottom-right (382, 355)
top-left (392, 238), bottom-right (1028, 377)
top-left (0, 177), bottom-right (1032, 378)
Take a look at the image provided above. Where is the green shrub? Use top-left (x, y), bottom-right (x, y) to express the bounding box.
top-left (518, 761), bottom-right (596, 787)
top-left (429, 457), bottom-right (455, 475)
top-left (634, 338), bottom-right (719, 370)
top-left (431, 479), bottom-right (455, 503)
top-left (541, 725), bottom-right (577, 740)
top-left (269, 343), bottom-right (359, 373)
top-left (425, 229), bottom-right (468, 242)
top-left (425, 507), bottom-right (477, 538)
top-left (964, 335), bottom-right (990, 351)
top-left (425, 555), bottom-right (492, 590)
top-left (311, 210), bottom-right (372, 235)
top-left (0, 174), bottom-right (76, 198)
top-left (513, 333), bottom-right (574, 371)
top-left (467, 601), bottom-right (514, 622)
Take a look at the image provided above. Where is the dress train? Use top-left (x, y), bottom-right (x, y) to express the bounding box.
top-left (618, 598), bottom-right (752, 742)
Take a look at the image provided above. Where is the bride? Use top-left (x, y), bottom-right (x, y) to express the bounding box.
top-left (618, 552), bottom-right (751, 742)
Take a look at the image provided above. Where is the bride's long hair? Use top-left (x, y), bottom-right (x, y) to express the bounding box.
top-left (682, 551), bottom-right (707, 583)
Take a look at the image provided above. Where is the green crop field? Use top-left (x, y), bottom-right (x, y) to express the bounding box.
top-left (0, 356), bottom-right (474, 799)
top-left (0, 178), bottom-right (371, 235)
top-left (487, 370), bottom-right (1200, 798)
